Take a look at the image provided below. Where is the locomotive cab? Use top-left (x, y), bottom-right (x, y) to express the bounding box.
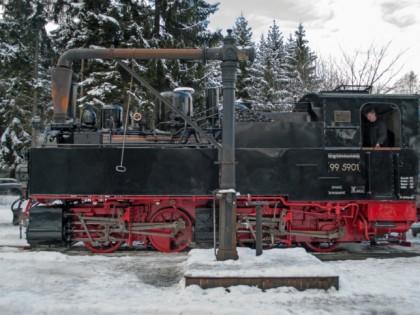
top-left (285, 92), bottom-right (419, 201)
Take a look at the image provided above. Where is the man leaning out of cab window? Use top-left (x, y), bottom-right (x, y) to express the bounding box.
top-left (364, 108), bottom-right (388, 148)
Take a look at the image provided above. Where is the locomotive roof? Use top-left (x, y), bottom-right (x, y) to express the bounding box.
top-left (317, 92), bottom-right (420, 100)
top-left (299, 92), bottom-right (420, 106)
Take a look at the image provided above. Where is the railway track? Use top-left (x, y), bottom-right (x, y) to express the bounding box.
top-left (4, 243), bottom-right (420, 261)
top-left (313, 250), bottom-right (420, 261)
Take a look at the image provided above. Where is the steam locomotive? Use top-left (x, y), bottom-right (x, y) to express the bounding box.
top-left (23, 77), bottom-right (420, 253)
top-left (21, 34), bottom-right (420, 255)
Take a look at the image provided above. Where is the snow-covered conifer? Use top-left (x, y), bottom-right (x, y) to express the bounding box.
top-left (0, 0), bottom-right (52, 169)
top-left (52, 1), bottom-right (125, 110)
top-left (0, 118), bottom-right (31, 177)
top-left (286, 23), bottom-right (318, 95)
top-left (246, 21), bottom-right (291, 110)
top-left (233, 13), bottom-right (254, 102)
top-left (148, 0), bottom-right (220, 107)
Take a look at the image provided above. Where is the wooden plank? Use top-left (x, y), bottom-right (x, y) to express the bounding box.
top-left (185, 276), bottom-right (339, 291)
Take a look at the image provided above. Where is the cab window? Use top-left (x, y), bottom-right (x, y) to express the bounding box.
top-left (361, 103), bottom-right (401, 148)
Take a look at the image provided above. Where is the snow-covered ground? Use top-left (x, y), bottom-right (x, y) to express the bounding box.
top-left (0, 196), bottom-right (420, 315)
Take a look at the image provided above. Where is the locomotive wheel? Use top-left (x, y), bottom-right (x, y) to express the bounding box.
top-left (84, 239), bottom-right (124, 254)
top-left (81, 221), bottom-right (125, 254)
top-left (148, 208), bottom-right (192, 253)
top-left (304, 240), bottom-right (340, 253)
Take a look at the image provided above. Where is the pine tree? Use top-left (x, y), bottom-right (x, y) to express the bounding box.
top-left (52, 1), bottom-right (134, 110)
top-left (52, 1), bottom-right (220, 116)
top-left (204, 60), bottom-right (222, 89)
top-left (0, 0), bottom-right (52, 124)
top-left (286, 23), bottom-right (318, 95)
top-left (285, 33), bottom-right (298, 95)
top-left (246, 21), bottom-right (291, 110)
top-left (149, 0), bottom-right (221, 107)
top-left (244, 34), bottom-right (269, 107)
top-left (233, 13), bottom-right (254, 101)
top-left (0, 118), bottom-right (31, 177)
top-left (0, 0), bottom-right (52, 175)
top-left (265, 21), bottom-right (290, 104)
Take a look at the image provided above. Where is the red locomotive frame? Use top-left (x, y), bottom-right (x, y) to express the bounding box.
top-left (25, 194), bottom-right (417, 253)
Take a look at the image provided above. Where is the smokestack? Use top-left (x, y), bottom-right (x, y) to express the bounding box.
top-left (51, 67), bottom-right (73, 123)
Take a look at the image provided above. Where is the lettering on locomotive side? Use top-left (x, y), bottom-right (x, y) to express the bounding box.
top-left (327, 152), bottom-right (361, 173)
top-left (400, 176), bottom-right (414, 190)
top-left (333, 110), bottom-right (351, 123)
top-left (399, 195), bottom-right (415, 200)
top-left (327, 183), bottom-right (366, 196)
top-left (328, 185), bottom-right (346, 196)
top-left (327, 153), bottom-right (360, 160)
top-left (350, 186), bottom-right (365, 194)
top-left (328, 162), bottom-right (361, 172)
top-left (328, 190), bottom-right (346, 195)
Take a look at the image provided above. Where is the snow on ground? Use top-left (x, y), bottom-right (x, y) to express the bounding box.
top-left (0, 198), bottom-right (420, 315)
top-left (186, 247), bottom-right (338, 278)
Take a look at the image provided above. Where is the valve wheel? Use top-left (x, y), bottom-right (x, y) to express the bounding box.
top-left (148, 208), bottom-right (192, 253)
top-left (133, 112), bottom-right (142, 121)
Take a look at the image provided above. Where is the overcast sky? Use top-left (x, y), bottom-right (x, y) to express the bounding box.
top-left (206, 0), bottom-right (420, 81)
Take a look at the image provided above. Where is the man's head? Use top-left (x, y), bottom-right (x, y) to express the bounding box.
top-left (364, 108), bottom-right (377, 122)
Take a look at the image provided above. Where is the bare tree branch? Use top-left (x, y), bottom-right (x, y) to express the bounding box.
top-left (334, 41), bottom-right (405, 93)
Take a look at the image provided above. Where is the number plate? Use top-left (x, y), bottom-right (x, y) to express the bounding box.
top-left (327, 152), bottom-right (361, 173)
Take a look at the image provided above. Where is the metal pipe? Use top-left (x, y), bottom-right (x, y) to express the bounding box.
top-left (366, 152), bottom-right (372, 195)
top-left (52, 45), bottom-right (251, 123)
top-left (393, 152), bottom-right (400, 198)
top-left (256, 204), bottom-right (263, 256)
top-left (57, 48), bottom-right (223, 68)
top-left (245, 201), bottom-right (268, 256)
top-left (216, 30), bottom-right (239, 261)
top-left (58, 48), bottom-right (200, 67)
top-left (52, 48), bottom-right (221, 123)
top-left (219, 60), bottom-right (237, 188)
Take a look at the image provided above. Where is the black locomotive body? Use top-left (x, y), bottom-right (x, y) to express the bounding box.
top-left (25, 87), bottom-right (420, 253)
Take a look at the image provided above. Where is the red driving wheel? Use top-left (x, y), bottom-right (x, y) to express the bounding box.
top-left (82, 221), bottom-right (125, 254)
top-left (148, 208), bottom-right (192, 253)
